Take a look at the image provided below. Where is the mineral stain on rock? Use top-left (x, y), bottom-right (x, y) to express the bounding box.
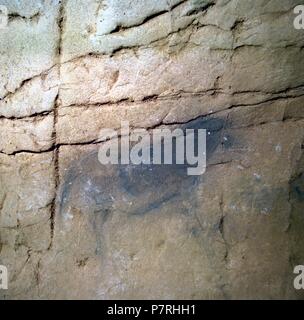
top-left (60, 118), bottom-right (224, 214)
top-left (56, 114), bottom-right (230, 298)
top-left (291, 173), bottom-right (304, 202)
top-left (59, 116), bottom-right (226, 255)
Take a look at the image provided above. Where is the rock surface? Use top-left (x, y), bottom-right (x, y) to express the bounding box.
top-left (0, 0), bottom-right (304, 299)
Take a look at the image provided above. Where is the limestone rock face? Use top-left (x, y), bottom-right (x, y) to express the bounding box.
top-left (1, 0), bottom-right (304, 299)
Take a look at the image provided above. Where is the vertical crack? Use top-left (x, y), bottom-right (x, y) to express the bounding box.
top-left (57, 1), bottom-right (66, 59)
top-left (35, 258), bottom-right (42, 297)
top-left (49, 1), bottom-right (65, 250)
top-left (217, 190), bottom-right (230, 298)
top-left (219, 191), bottom-right (228, 264)
top-left (49, 100), bottom-right (59, 250)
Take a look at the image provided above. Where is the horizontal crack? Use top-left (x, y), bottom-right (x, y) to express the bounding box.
top-left (8, 11), bottom-right (41, 23)
top-left (0, 65), bottom-right (58, 102)
top-left (1, 113), bottom-right (303, 157)
top-left (0, 110), bottom-right (53, 121)
top-left (104, 0), bottom-right (189, 36)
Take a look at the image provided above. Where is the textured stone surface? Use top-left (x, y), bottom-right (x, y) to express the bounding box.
top-left (61, 0), bottom-right (213, 61)
top-left (0, 152), bottom-right (55, 299)
top-left (0, 115), bottom-right (54, 154)
top-left (1, 0), bottom-right (304, 300)
top-left (60, 47), bottom-right (229, 106)
top-left (0, 66), bottom-right (59, 118)
top-left (0, 0), bottom-right (60, 99)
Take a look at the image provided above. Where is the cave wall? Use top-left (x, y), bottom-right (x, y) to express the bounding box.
top-left (0, 0), bottom-right (304, 299)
